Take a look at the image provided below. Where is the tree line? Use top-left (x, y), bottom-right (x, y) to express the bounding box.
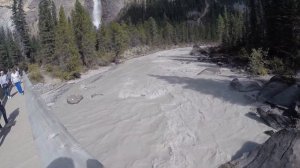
top-left (16, 0), bottom-right (227, 80)
top-left (2, 0), bottom-right (299, 80)
top-left (218, 0), bottom-right (300, 74)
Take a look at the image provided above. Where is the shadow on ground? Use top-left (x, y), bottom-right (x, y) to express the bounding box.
top-left (231, 141), bottom-right (260, 161)
top-left (245, 112), bottom-right (266, 125)
top-left (47, 157), bottom-right (104, 168)
top-left (159, 55), bottom-right (214, 65)
top-left (149, 75), bottom-right (251, 105)
top-left (0, 108), bottom-right (19, 146)
top-left (1, 86), bottom-right (14, 106)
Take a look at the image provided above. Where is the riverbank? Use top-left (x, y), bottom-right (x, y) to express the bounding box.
top-left (44, 47), bottom-right (271, 168)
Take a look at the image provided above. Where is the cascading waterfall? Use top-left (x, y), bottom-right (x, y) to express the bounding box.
top-left (93, 0), bottom-right (102, 28)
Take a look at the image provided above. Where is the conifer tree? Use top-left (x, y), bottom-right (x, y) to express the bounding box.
top-left (55, 6), bottom-right (82, 79)
top-left (222, 7), bottom-right (230, 46)
top-left (38, 0), bottom-right (56, 64)
top-left (72, 0), bottom-right (97, 67)
top-left (51, 1), bottom-right (58, 26)
top-left (110, 22), bottom-right (129, 58)
top-left (0, 28), bottom-right (21, 69)
top-left (217, 14), bottom-right (225, 42)
top-left (146, 17), bottom-right (159, 45)
top-left (137, 24), bottom-right (147, 45)
top-left (97, 25), bottom-right (111, 53)
top-left (11, 0), bottom-right (31, 60)
top-left (28, 36), bottom-right (40, 63)
top-left (162, 20), bottom-right (174, 44)
top-left (6, 30), bottom-right (21, 67)
top-left (0, 28), bottom-right (8, 68)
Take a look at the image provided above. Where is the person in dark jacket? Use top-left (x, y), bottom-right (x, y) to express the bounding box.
top-left (0, 101), bottom-right (9, 128)
top-left (0, 71), bottom-right (11, 99)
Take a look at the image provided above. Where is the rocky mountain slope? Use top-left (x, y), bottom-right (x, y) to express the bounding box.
top-left (0, 0), bottom-right (88, 34)
top-left (0, 0), bottom-right (245, 34)
top-left (0, 0), bottom-right (135, 32)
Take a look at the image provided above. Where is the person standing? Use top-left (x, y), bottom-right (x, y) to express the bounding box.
top-left (0, 71), bottom-right (11, 99)
top-left (11, 68), bottom-right (24, 95)
top-left (0, 101), bottom-right (10, 128)
top-left (6, 69), bottom-right (12, 85)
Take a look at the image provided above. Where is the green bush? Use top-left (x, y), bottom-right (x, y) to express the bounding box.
top-left (239, 48), bottom-right (249, 60)
top-left (97, 52), bottom-right (116, 66)
top-left (51, 67), bottom-right (74, 80)
top-left (45, 64), bottom-right (53, 72)
top-left (249, 48), bottom-right (268, 75)
top-left (269, 57), bottom-right (286, 74)
top-left (28, 64), bottom-right (44, 83)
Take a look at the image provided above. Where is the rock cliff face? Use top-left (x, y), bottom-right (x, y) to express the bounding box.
top-left (0, 0), bottom-right (132, 34)
top-left (0, 0), bottom-right (94, 34)
top-left (0, 0), bottom-right (245, 34)
top-left (102, 0), bottom-right (133, 22)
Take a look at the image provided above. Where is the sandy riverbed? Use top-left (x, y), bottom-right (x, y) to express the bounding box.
top-left (50, 47), bottom-right (271, 168)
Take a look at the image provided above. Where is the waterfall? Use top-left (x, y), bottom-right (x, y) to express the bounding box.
top-left (93, 0), bottom-right (101, 28)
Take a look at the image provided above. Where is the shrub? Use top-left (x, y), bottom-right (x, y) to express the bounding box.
top-left (239, 48), bottom-right (250, 60)
top-left (97, 52), bottom-right (116, 66)
top-left (50, 66), bottom-right (66, 80)
top-left (45, 64), bottom-right (53, 72)
top-left (269, 57), bottom-right (286, 74)
top-left (28, 64), bottom-right (44, 83)
top-left (19, 62), bottom-right (29, 72)
top-left (249, 48), bottom-right (268, 75)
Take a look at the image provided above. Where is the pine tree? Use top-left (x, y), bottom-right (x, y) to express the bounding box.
top-left (6, 30), bottom-right (21, 67)
top-left (222, 7), bottom-right (230, 46)
top-left (137, 24), bottom-right (147, 45)
top-left (0, 28), bottom-right (21, 69)
top-left (217, 14), bottom-right (225, 42)
top-left (28, 36), bottom-right (40, 63)
top-left (38, 0), bottom-right (56, 64)
top-left (51, 1), bottom-right (58, 26)
top-left (54, 6), bottom-right (82, 79)
top-left (162, 18), bottom-right (174, 44)
top-left (110, 22), bottom-right (129, 58)
top-left (72, 0), bottom-right (97, 67)
top-left (0, 28), bottom-right (8, 68)
top-left (146, 17), bottom-right (159, 45)
top-left (11, 0), bottom-right (31, 60)
top-left (97, 25), bottom-right (111, 53)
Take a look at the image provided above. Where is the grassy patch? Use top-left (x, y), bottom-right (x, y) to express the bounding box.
top-left (28, 64), bottom-right (44, 83)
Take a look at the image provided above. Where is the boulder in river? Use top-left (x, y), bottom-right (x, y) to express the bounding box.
top-left (220, 129), bottom-right (300, 168)
top-left (256, 76), bottom-right (299, 109)
top-left (67, 95), bottom-right (83, 104)
top-left (230, 78), bottom-right (262, 92)
top-left (190, 45), bottom-right (209, 56)
top-left (256, 106), bottom-right (295, 130)
top-left (268, 84), bottom-right (300, 109)
top-left (256, 80), bottom-right (290, 103)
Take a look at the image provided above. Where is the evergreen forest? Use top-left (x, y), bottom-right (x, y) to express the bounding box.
top-left (0, 0), bottom-right (299, 80)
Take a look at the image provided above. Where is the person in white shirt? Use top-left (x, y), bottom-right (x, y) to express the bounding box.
top-left (11, 69), bottom-right (24, 95)
top-left (0, 71), bottom-right (11, 99)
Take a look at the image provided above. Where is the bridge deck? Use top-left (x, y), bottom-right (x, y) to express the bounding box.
top-left (0, 87), bottom-right (41, 168)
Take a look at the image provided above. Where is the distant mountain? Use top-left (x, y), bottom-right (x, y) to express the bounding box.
top-left (0, 0), bottom-right (246, 34)
top-left (0, 0), bottom-right (88, 34)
